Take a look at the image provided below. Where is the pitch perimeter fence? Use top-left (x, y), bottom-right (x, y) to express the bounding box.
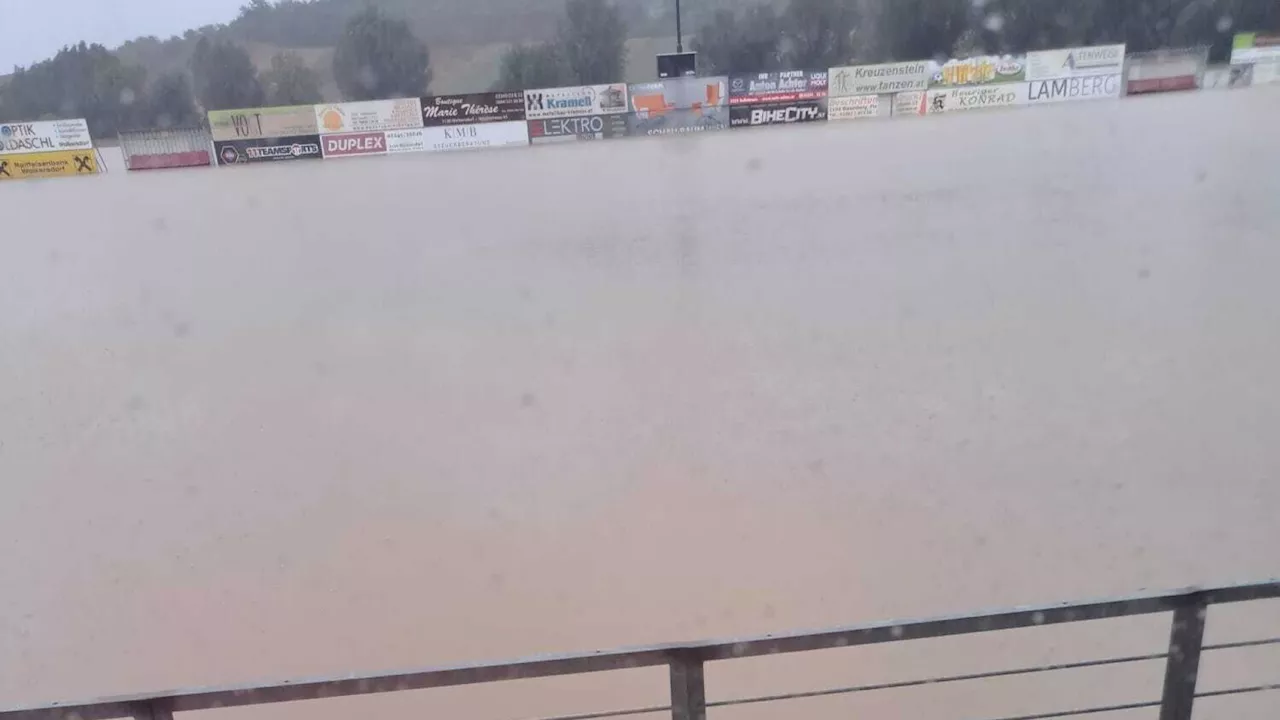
top-left (2, 580), bottom-right (1278, 720)
top-left (5, 31), bottom-right (1280, 181)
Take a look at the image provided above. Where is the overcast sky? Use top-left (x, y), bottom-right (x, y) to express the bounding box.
top-left (1, 0), bottom-right (246, 69)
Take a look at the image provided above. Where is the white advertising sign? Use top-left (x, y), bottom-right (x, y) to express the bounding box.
top-left (926, 84), bottom-right (1027, 114)
top-left (1231, 34), bottom-right (1280, 65)
top-left (1026, 44), bottom-right (1126, 81)
top-left (0, 119), bottom-right (93, 154)
top-left (387, 121), bottom-right (529, 154)
top-left (315, 99), bottom-right (423, 134)
top-left (1232, 48), bottom-right (1280, 64)
top-left (892, 91), bottom-right (926, 117)
top-left (386, 128), bottom-right (427, 155)
top-left (827, 94), bottom-right (889, 120)
top-left (1027, 73), bottom-right (1123, 104)
top-left (828, 61), bottom-right (930, 96)
top-left (523, 84), bottom-right (629, 120)
top-left (1254, 61), bottom-right (1280, 85)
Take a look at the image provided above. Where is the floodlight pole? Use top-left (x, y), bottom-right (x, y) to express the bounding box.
top-left (675, 0), bottom-right (684, 53)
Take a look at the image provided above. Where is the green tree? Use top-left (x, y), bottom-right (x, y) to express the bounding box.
top-left (263, 52), bottom-right (324, 104)
top-left (139, 71), bottom-right (202, 128)
top-left (558, 0), bottom-right (627, 84)
top-left (493, 43), bottom-right (572, 91)
top-left (876, 0), bottom-right (971, 60)
top-left (0, 42), bottom-right (146, 137)
top-left (692, 5), bottom-right (784, 75)
top-left (785, 0), bottom-right (859, 68)
top-left (190, 37), bottom-right (265, 110)
top-left (333, 7), bottom-right (431, 101)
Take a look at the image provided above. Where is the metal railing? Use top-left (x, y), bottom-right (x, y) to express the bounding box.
top-left (3, 580), bottom-right (1277, 720)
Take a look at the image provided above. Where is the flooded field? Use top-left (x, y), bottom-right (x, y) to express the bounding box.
top-left (3, 87), bottom-right (1279, 719)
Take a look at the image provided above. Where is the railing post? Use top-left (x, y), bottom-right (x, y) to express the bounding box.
top-left (1158, 595), bottom-right (1208, 720)
top-left (669, 649), bottom-right (706, 720)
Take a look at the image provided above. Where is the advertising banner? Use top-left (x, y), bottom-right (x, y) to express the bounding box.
top-left (1025, 44), bottom-right (1126, 81)
top-left (928, 55), bottom-right (1026, 87)
top-left (214, 135), bottom-right (323, 165)
top-left (1254, 61), bottom-right (1280, 86)
top-left (628, 107), bottom-right (730, 135)
top-left (728, 70), bottom-right (828, 105)
top-left (421, 92), bottom-right (526, 125)
top-left (524, 84), bottom-right (629, 120)
top-left (1124, 47), bottom-right (1206, 94)
top-left (829, 62), bottom-right (930, 96)
top-left (892, 91), bottom-right (927, 117)
top-left (387, 121), bottom-right (529, 153)
top-left (0, 119), bottom-right (93, 155)
top-left (321, 131), bottom-right (388, 158)
top-left (1026, 73), bottom-right (1123, 104)
top-left (528, 114), bottom-right (629, 144)
top-left (926, 84), bottom-right (1027, 114)
top-left (827, 94), bottom-right (891, 121)
top-left (0, 149), bottom-right (99, 180)
top-left (729, 100), bottom-right (827, 127)
top-left (315, 99), bottom-right (423, 134)
top-left (1231, 33), bottom-right (1280, 65)
top-left (209, 106), bottom-right (317, 142)
top-left (385, 128), bottom-right (427, 154)
top-left (629, 76), bottom-right (727, 112)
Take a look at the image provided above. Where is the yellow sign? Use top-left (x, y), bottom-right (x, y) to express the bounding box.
top-left (0, 149), bottom-right (99, 180)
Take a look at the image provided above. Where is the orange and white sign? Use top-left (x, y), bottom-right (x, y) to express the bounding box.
top-left (314, 99), bottom-right (423, 134)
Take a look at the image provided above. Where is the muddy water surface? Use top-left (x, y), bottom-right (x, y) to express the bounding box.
top-left (3, 87), bottom-right (1280, 719)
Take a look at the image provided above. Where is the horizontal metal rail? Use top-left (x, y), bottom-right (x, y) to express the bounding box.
top-left (2, 579), bottom-right (1277, 720)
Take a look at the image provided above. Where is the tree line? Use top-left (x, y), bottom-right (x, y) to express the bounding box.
top-left (691, 0), bottom-right (1279, 75)
top-left (1, 0), bottom-right (1276, 137)
top-left (0, 7), bottom-right (429, 136)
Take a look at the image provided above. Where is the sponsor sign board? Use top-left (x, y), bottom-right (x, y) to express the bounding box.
top-left (0, 119), bottom-right (93, 155)
top-left (829, 62), bottom-right (930, 96)
top-left (827, 94), bottom-right (890, 121)
top-left (1025, 44), bottom-right (1126, 81)
top-left (214, 135), bottom-right (323, 165)
top-left (1026, 73), bottom-right (1123, 104)
top-left (0, 149), bottom-right (99, 180)
top-left (926, 84), bottom-right (1027, 114)
top-left (209, 106), bottom-right (317, 142)
top-left (728, 70), bottom-right (828, 105)
top-left (1253, 61), bottom-right (1280, 86)
top-left (524, 84), bottom-right (629, 120)
top-left (1231, 33), bottom-right (1280, 65)
top-left (386, 128), bottom-right (428, 154)
top-left (321, 131), bottom-right (388, 158)
top-left (729, 100), bottom-right (827, 127)
top-left (528, 114), bottom-right (629, 144)
top-left (315, 99), bottom-right (423, 134)
top-left (627, 107), bottom-right (729, 135)
top-left (892, 91), bottom-right (927, 117)
top-left (387, 121), bottom-right (529, 153)
top-left (928, 55), bottom-right (1026, 87)
top-left (421, 92), bottom-right (526, 125)
top-left (629, 76), bottom-right (727, 112)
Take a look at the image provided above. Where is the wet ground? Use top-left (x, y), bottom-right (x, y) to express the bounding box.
top-left (2, 86), bottom-right (1279, 719)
